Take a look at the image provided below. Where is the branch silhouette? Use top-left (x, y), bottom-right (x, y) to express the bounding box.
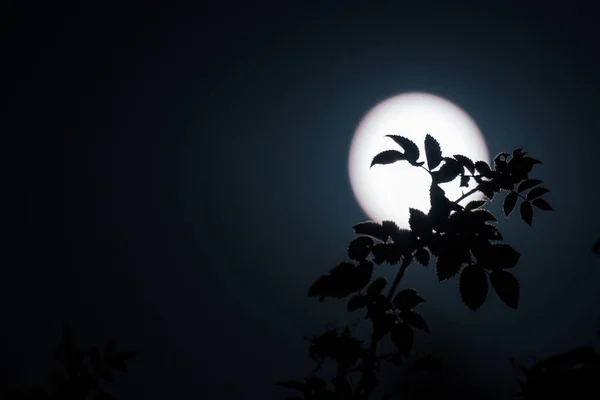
top-left (278, 134), bottom-right (553, 399)
top-left (5, 326), bottom-right (137, 400)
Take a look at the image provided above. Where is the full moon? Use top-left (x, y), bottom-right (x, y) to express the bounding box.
top-left (348, 92), bottom-right (490, 228)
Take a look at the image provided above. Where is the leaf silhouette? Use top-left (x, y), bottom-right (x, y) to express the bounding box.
top-left (431, 158), bottom-right (462, 183)
top-left (436, 235), bottom-right (471, 282)
top-left (459, 264), bottom-right (488, 311)
top-left (308, 261), bottom-right (373, 300)
top-left (494, 152), bottom-right (510, 168)
top-left (471, 209), bottom-right (497, 223)
top-left (460, 174), bottom-right (470, 187)
top-left (532, 198), bottom-right (553, 211)
top-left (391, 323), bottom-right (414, 356)
top-left (436, 248), bottom-right (469, 281)
top-left (453, 154), bottom-right (475, 174)
top-left (393, 289), bottom-right (425, 311)
top-left (401, 311), bottom-right (429, 333)
top-left (526, 187), bottom-right (549, 201)
top-left (367, 278), bottom-right (387, 296)
top-left (409, 208), bottom-right (430, 238)
top-left (353, 221), bottom-right (388, 242)
top-left (382, 220), bottom-right (401, 237)
top-left (386, 135), bottom-right (421, 165)
top-left (489, 244), bottom-right (520, 269)
top-left (424, 134), bottom-right (443, 170)
top-left (465, 200), bottom-right (486, 211)
top-left (348, 295), bottom-right (367, 312)
top-left (520, 201), bottom-right (533, 226)
top-left (490, 270), bottom-right (520, 309)
top-left (503, 191), bottom-right (518, 217)
top-left (371, 150), bottom-right (407, 167)
top-left (517, 178), bottom-right (542, 192)
top-left (348, 236), bottom-right (374, 261)
top-left (371, 243), bottom-right (388, 264)
top-left (414, 248), bottom-right (430, 266)
top-left (474, 161), bottom-right (493, 177)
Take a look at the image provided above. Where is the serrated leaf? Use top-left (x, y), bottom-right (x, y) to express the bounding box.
top-left (431, 158), bottom-right (462, 183)
top-left (386, 135), bottom-right (421, 165)
top-left (382, 220), bottom-right (401, 237)
top-left (367, 278), bottom-right (387, 296)
top-left (391, 323), bottom-right (414, 355)
top-left (393, 289), bottom-right (425, 311)
top-left (348, 295), bottom-right (366, 312)
top-left (373, 311), bottom-right (396, 341)
top-left (353, 221), bottom-right (388, 241)
top-left (371, 243), bottom-right (388, 264)
top-left (520, 201), bottom-right (533, 226)
top-left (453, 154), bottom-right (475, 173)
top-left (532, 198), bottom-right (552, 211)
top-left (494, 152), bottom-right (510, 167)
top-left (526, 187), bottom-right (549, 200)
top-left (460, 174), bottom-right (470, 187)
top-left (371, 150), bottom-right (407, 167)
top-left (471, 209), bottom-right (497, 223)
top-left (424, 134), bottom-right (443, 170)
top-left (409, 208), bottom-right (430, 237)
top-left (401, 311), bottom-right (429, 333)
top-left (465, 200), bottom-right (486, 211)
top-left (517, 178), bottom-right (542, 192)
top-left (490, 270), bottom-right (520, 309)
top-left (474, 161), bottom-right (492, 177)
top-left (308, 261), bottom-right (372, 300)
top-left (435, 252), bottom-right (464, 282)
top-left (348, 236), bottom-right (373, 261)
top-left (503, 191), bottom-right (518, 217)
top-left (459, 265), bottom-right (488, 311)
top-left (435, 237), bottom-right (471, 281)
top-left (414, 248), bottom-right (430, 266)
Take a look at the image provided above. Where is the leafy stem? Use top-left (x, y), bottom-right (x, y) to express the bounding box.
top-left (387, 256), bottom-right (412, 300)
top-left (280, 134), bottom-right (552, 400)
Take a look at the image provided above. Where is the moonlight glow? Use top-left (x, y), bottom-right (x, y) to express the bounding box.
top-left (348, 92), bottom-right (490, 228)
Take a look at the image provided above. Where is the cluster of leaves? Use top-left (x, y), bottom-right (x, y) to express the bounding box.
top-left (7, 327), bottom-right (137, 400)
top-left (279, 134), bottom-right (551, 399)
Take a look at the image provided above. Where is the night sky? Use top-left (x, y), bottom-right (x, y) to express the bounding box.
top-left (5, 3), bottom-right (600, 399)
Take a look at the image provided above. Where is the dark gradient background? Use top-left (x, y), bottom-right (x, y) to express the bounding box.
top-left (4, 3), bottom-right (600, 399)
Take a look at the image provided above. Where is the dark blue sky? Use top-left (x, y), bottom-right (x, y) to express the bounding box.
top-left (5, 3), bottom-right (600, 399)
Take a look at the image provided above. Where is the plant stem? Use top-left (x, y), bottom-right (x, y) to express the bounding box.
top-left (386, 256), bottom-right (412, 300)
top-left (454, 186), bottom-right (480, 204)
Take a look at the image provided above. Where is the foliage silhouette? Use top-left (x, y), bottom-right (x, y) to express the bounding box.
top-left (6, 326), bottom-right (137, 400)
top-left (278, 134), bottom-right (553, 399)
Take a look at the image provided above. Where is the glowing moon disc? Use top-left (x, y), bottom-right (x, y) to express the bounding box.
top-left (348, 93), bottom-right (490, 228)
